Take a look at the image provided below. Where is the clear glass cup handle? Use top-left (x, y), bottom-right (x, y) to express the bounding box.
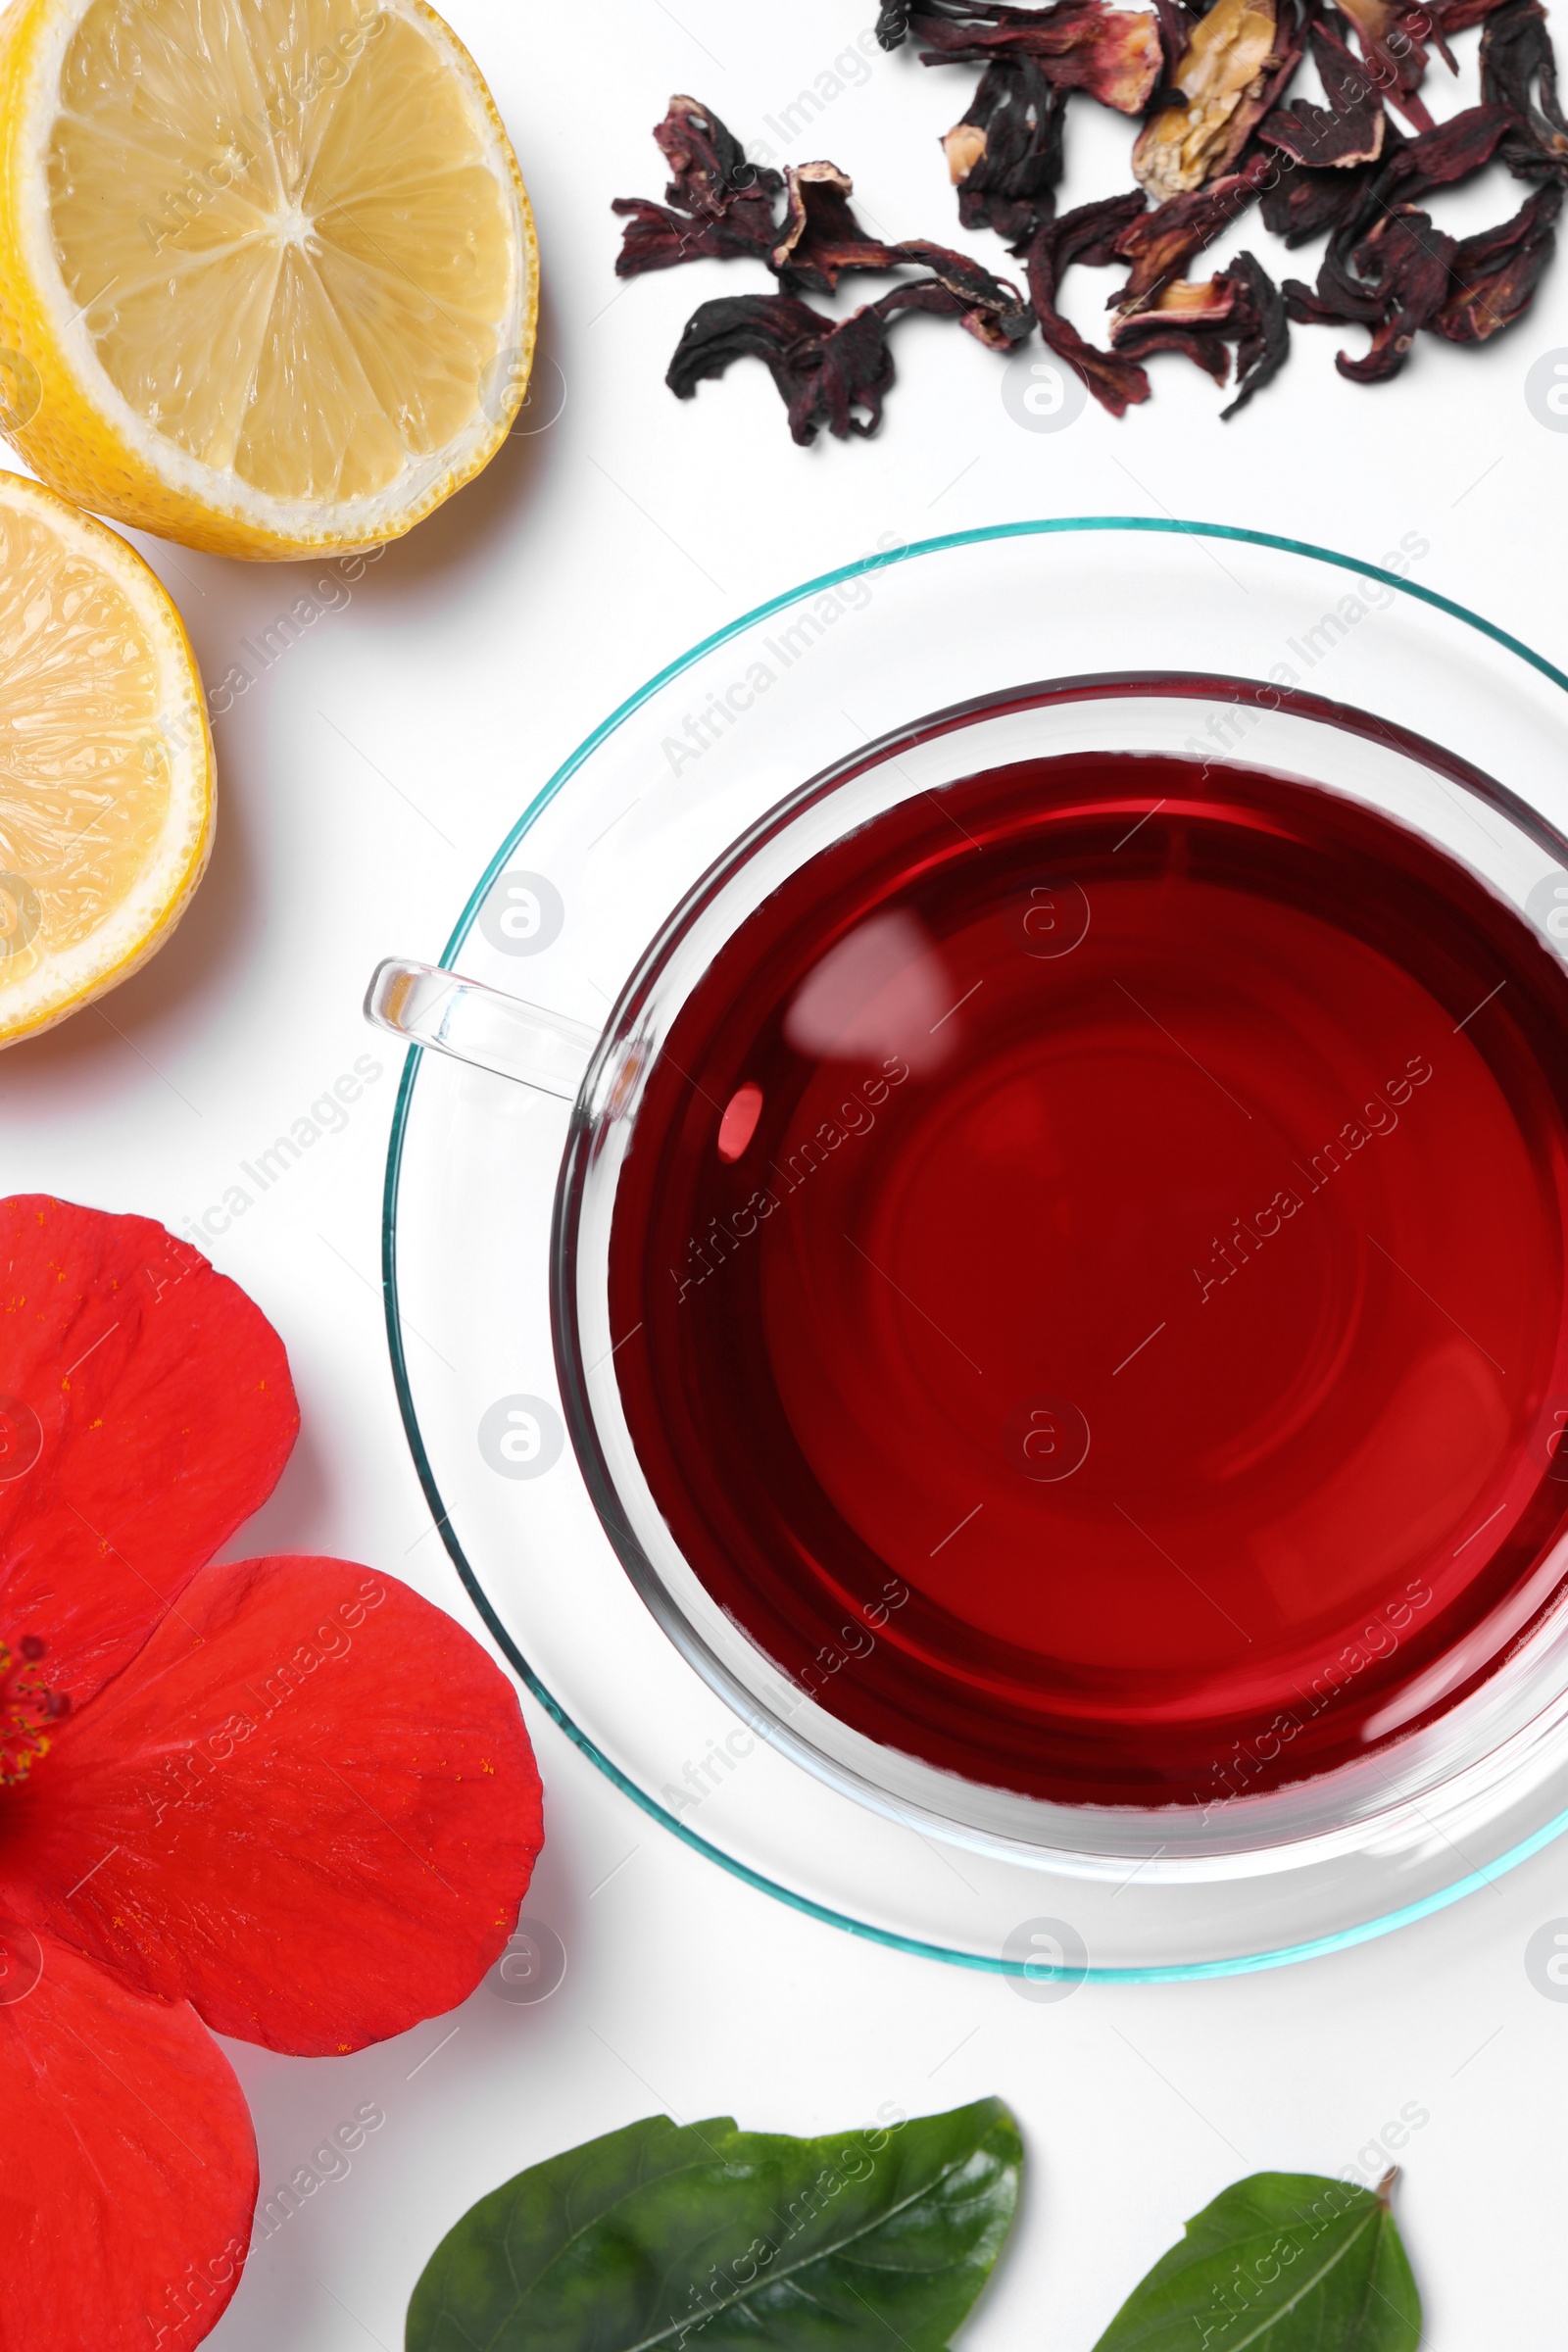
top-left (365, 957), bottom-right (598, 1100)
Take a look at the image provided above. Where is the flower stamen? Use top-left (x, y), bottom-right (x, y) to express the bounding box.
top-left (0, 1635), bottom-right (67, 1783)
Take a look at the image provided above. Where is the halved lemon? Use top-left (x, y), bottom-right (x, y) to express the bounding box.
top-left (0, 472), bottom-right (213, 1047)
top-left (0, 0), bottom-right (536, 559)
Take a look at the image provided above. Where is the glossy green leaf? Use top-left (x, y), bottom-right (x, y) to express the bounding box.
top-left (1092, 2170), bottom-right (1421, 2352)
top-left (405, 2096), bottom-right (1021, 2352)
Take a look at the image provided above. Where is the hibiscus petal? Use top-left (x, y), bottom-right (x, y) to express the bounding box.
top-left (4, 1556), bottom-right (543, 2055)
top-left (0, 1926), bottom-right (256, 2349)
top-left (0, 1197), bottom-right (298, 1711)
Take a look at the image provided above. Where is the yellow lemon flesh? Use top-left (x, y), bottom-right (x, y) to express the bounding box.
top-left (0, 473), bottom-right (213, 1047)
top-left (0, 0), bottom-right (536, 559)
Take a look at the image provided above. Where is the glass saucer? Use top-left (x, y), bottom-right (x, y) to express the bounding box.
top-left (382, 517), bottom-right (1568, 1982)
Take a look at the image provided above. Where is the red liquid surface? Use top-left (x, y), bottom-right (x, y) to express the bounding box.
top-left (607, 753), bottom-right (1568, 1806)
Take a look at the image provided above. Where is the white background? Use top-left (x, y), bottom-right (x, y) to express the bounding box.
top-left (7, 2), bottom-right (1568, 2344)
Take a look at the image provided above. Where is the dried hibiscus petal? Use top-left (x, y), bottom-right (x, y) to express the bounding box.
top-left (873, 274), bottom-right (1032, 350)
top-left (1113, 151), bottom-right (1272, 311)
top-left (613, 95), bottom-right (782, 276)
top-left (1285, 227), bottom-right (1386, 326)
top-left (1301, 103), bottom-right (1510, 260)
top-left (1019, 188), bottom-right (1153, 414)
top-left (1430, 0), bottom-right (1513, 25)
top-left (898, 0), bottom-right (1163, 114)
top-left (1335, 0), bottom-right (1434, 131)
top-left (1109, 274), bottom-right (1248, 378)
top-left (653, 93), bottom-right (780, 224)
top-left (767, 164), bottom-right (1037, 331)
top-left (1482, 0), bottom-right (1568, 179)
top-left (1152, 0), bottom-right (1201, 86)
top-left (1433, 180), bottom-right (1562, 337)
top-left (941, 57), bottom-right (1068, 239)
top-left (1221, 248), bottom-right (1292, 413)
top-left (666, 263), bottom-right (1030, 445)
top-left (892, 238), bottom-right (1036, 342)
top-left (1416, 0), bottom-right (1510, 74)
top-left (771, 164), bottom-right (900, 292)
top-left (1106, 249), bottom-right (1288, 412)
top-left (1133, 0), bottom-right (1301, 198)
top-left (1260, 17), bottom-right (1387, 166)
top-left (1286, 205), bottom-right (1456, 378)
top-left (1260, 141), bottom-right (1400, 241)
top-left (667, 294), bottom-right (890, 445)
top-left (1366, 101), bottom-right (1512, 218)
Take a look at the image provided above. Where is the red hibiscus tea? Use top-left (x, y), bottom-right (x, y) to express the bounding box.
top-left (606, 751), bottom-right (1568, 1808)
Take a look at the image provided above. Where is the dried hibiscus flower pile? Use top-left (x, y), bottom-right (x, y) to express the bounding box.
top-left (612, 0), bottom-right (1568, 434)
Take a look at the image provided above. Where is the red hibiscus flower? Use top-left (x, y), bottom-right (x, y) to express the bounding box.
top-left (0, 1197), bottom-right (543, 2349)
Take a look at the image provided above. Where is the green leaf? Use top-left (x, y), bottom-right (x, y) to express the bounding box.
top-left (1091, 2170), bottom-right (1422, 2352)
top-left (405, 2096), bottom-right (1021, 2352)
